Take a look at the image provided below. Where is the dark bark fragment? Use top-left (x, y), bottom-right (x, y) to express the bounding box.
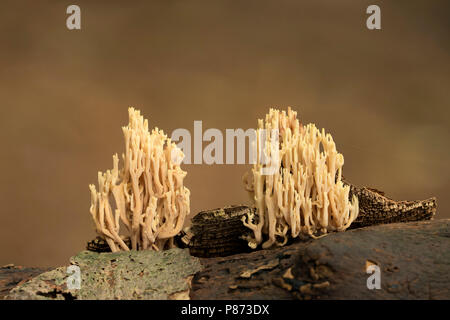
top-left (348, 183), bottom-right (436, 228)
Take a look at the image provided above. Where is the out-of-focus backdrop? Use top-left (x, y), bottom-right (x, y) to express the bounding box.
top-left (0, 1), bottom-right (449, 267)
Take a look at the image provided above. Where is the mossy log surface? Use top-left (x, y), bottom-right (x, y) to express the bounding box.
top-left (4, 248), bottom-right (201, 300)
top-left (0, 265), bottom-right (51, 299)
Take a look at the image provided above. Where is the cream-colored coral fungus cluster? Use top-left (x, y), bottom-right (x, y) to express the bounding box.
top-left (89, 108), bottom-right (190, 252)
top-left (243, 108), bottom-right (359, 249)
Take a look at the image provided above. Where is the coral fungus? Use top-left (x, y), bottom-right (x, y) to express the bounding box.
top-left (89, 108), bottom-right (190, 252)
top-left (243, 108), bottom-right (359, 248)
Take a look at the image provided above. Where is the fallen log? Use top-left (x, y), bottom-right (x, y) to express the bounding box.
top-left (191, 219), bottom-right (450, 299)
top-left (178, 183), bottom-right (436, 258)
top-left (2, 220), bottom-right (448, 300)
top-left (0, 182), bottom-right (441, 300)
top-left (5, 249), bottom-right (201, 300)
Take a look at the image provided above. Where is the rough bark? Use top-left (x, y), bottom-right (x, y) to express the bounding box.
top-left (191, 219), bottom-right (450, 300)
top-left (2, 220), bottom-right (448, 300)
top-left (348, 183), bottom-right (436, 228)
top-left (0, 183), bottom-right (442, 301)
top-left (177, 205), bottom-right (256, 257)
top-left (178, 184), bottom-right (436, 258)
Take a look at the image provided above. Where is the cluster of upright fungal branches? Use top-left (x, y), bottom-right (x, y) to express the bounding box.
top-left (89, 108), bottom-right (190, 252)
top-left (243, 108), bottom-right (359, 249)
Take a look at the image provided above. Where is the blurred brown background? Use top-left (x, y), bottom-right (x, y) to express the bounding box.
top-left (0, 1), bottom-right (449, 267)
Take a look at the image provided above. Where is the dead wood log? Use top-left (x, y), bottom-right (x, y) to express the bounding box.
top-left (190, 219), bottom-right (450, 300)
top-left (178, 182), bottom-right (436, 258)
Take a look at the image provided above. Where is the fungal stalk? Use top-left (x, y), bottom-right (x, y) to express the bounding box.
top-left (89, 108), bottom-right (190, 252)
top-left (242, 108), bottom-right (359, 248)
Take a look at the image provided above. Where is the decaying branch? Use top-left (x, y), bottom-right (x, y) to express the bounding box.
top-left (190, 219), bottom-right (449, 300)
top-left (347, 183), bottom-right (436, 229)
top-left (178, 183), bottom-right (436, 258)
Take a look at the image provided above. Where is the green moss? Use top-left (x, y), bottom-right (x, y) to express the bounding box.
top-left (7, 248), bottom-right (202, 300)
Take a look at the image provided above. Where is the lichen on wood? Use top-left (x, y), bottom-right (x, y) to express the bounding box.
top-left (6, 248), bottom-right (201, 300)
